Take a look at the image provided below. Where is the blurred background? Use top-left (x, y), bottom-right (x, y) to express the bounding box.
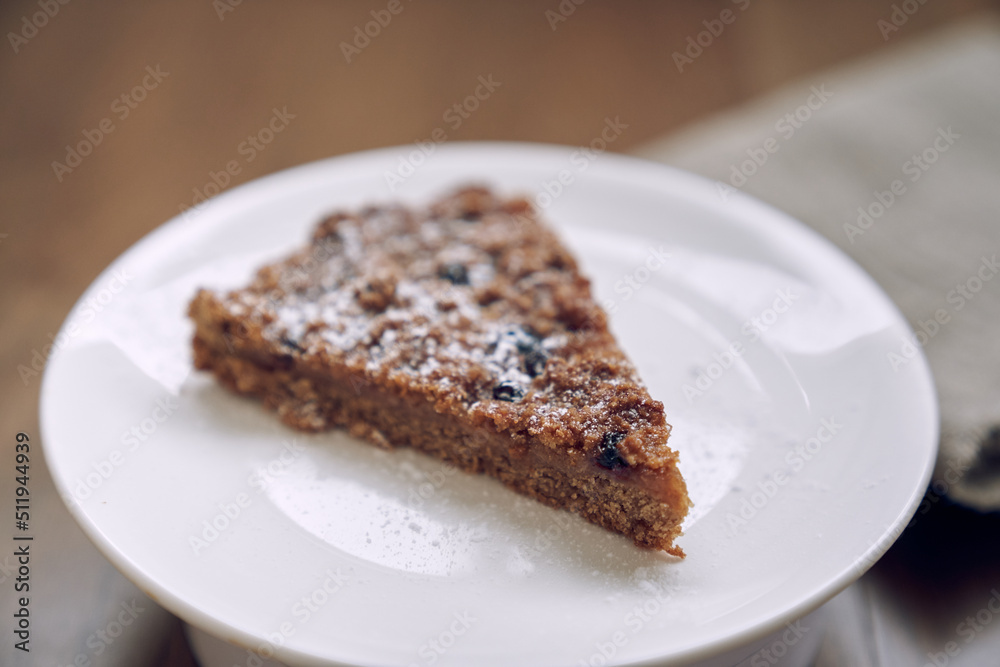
top-left (3, 1), bottom-right (1000, 665)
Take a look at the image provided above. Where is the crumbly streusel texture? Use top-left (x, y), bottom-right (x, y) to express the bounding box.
top-left (188, 186), bottom-right (690, 555)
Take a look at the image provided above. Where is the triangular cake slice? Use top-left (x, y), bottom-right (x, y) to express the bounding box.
top-left (188, 186), bottom-right (690, 555)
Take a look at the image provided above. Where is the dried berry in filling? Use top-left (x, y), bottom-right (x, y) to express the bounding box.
top-left (596, 431), bottom-right (629, 470)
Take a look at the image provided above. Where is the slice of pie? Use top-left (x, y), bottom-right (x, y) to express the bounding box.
top-left (188, 186), bottom-right (690, 555)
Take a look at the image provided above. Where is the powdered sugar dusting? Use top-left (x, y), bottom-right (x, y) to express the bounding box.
top-left (202, 186), bottom-right (682, 474)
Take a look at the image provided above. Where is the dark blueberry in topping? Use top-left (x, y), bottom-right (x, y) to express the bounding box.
top-left (514, 336), bottom-right (538, 355)
top-left (495, 326), bottom-right (549, 376)
top-left (523, 348), bottom-right (548, 377)
top-left (280, 337), bottom-right (304, 353)
top-left (492, 381), bottom-right (525, 402)
top-left (439, 263), bottom-right (469, 285)
top-left (501, 325), bottom-right (539, 352)
top-left (596, 431), bottom-right (629, 470)
top-left (460, 210), bottom-right (482, 222)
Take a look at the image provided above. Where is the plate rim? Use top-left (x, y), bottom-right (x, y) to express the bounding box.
top-left (40, 140), bottom-right (940, 666)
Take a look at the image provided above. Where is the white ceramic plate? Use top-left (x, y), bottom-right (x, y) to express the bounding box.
top-left (41, 143), bottom-right (937, 666)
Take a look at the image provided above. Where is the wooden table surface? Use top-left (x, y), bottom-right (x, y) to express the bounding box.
top-left (3, 2), bottom-right (998, 665)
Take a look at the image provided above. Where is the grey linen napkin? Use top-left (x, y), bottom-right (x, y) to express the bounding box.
top-left (635, 18), bottom-right (1000, 511)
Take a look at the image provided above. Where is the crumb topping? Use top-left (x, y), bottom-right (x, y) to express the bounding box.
top-left (199, 186), bottom-right (675, 471)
